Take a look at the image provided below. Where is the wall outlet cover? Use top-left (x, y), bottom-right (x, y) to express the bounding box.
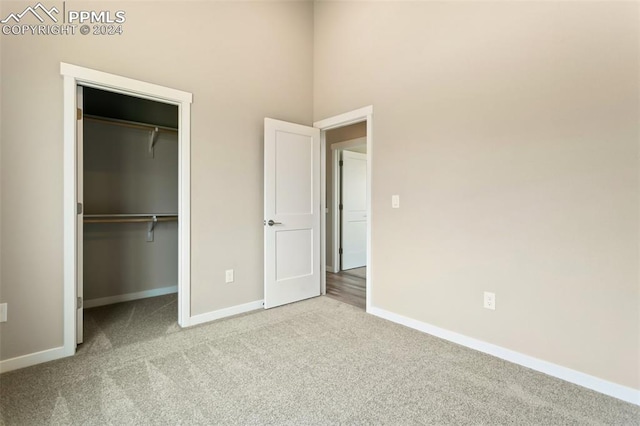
top-left (483, 292), bottom-right (496, 310)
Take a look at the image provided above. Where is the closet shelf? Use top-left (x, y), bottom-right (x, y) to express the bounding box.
top-left (84, 114), bottom-right (178, 133)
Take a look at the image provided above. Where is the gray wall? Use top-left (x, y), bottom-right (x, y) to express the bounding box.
top-left (83, 121), bottom-right (178, 301)
top-left (325, 122), bottom-right (367, 269)
top-left (0, 0), bottom-right (313, 360)
top-left (314, 1), bottom-right (639, 390)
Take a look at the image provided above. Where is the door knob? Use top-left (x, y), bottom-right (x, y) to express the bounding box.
top-left (267, 220), bottom-right (282, 226)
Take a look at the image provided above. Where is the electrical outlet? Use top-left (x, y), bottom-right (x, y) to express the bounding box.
top-left (0, 303), bottom-right (7, 322)
top-left (483, 292), bottom-right (496, 310)
top-left (225, 269), bottom-right (234, 283)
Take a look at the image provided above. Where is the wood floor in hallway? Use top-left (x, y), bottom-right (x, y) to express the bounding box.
top-left (326, 268), bottom-right (366, 309)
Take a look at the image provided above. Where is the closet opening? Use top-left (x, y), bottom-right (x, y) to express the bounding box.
top-left (77, 86), bottom-right (180, 346)
top-left (62, 63), bottom-right (193, 358)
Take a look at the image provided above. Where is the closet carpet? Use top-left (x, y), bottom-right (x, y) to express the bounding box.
top-left (81, 293), bottom-right (180, 353)
top-left (1, 297), bottom-right (638, 425)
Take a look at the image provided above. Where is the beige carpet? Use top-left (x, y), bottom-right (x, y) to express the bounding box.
top-left (1, 296), bottom-right (638, 425)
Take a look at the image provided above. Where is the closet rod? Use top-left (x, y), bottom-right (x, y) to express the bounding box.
top-left (85, 213), bottom-right (178, 218)
top-left (84, 216), bottom-right (178, 224)
top-left (84, 114), bottom-right (178, 133)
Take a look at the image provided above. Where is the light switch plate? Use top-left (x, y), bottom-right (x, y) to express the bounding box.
top-left (392, 195), bottom-right (400, 208)
top-left (225, 269), bottom-right (234, 283)
top-left (0, 303), bottom-right (7, 322)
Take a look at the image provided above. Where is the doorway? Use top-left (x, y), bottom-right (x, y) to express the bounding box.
top-left (325, 124), bottom-right (368, 309)
top-left (78, 86), bottom-right (180, 346)
top-left (61, 63), bottom-right (193, 357)
top-left (262, 106), bottom-right (372, 312)
top-left (314, 106), bottom-right (373, 312)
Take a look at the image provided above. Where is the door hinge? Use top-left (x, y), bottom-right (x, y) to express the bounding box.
top-left (77, 202), bottom-right (83, 214)
top-left (77, 297), bottom-right (83, 309)
top-left (77, 108), bottom-right (83, 120)
top-left (339, 203), bottom-right (343, 210)
top-left (339, 248), bottom-right (343, 255)
top-left (339, 160), bottom-right (343, 167)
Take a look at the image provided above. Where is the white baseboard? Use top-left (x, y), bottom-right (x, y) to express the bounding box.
top-left (84, 285), bottom-right (178, 309)
top-left (0, 346), bottom-right (69, 374)
top-left (187, 299), bottom-right (263, 327)
top-left (369, 306), bottom-right (640, 406)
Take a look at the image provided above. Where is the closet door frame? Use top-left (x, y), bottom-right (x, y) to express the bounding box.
top-left (61, 63), bottom-right (193, 357)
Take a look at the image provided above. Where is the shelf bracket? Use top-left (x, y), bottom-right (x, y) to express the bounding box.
top-left (147, 215), bottom-right (158, 242)
top-left (148, 127), bottom-right (159, 158)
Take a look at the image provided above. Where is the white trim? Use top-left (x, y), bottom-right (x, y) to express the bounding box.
top-left (61, 63), bottom-right (193, 361)
top-left (60, 63), bottom-right (192, 104)
top-left (188, 300), bottom-right (264, 327)
top-left (0, 346), bottom-right (67, 374)
top-left (177, 102), bottom-right (191, 327)
top-left (314, 106), bottom-right (373, 130)
top-left (325, 265), bottom-right (336, 273)
top-left (83, 286), bottom-right (178, 309)
top-left (332, 148), bottom-right (340, 272)
top-left (320, 128), bottom-right (327, 295)
top-left (370, 306), bottom-right (640, 406)
top-left (62, 74), bottom-right (77, 358)
top-left (365, 117), bottom-right (372, 312)
top-left (314, 106), bottom-right (373, 312)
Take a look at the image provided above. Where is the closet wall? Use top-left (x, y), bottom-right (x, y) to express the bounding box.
top-left (83, 88), bottom-right (179, 305)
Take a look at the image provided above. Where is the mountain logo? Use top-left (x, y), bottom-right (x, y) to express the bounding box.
top-left (1, 2), bottom-right (59, 24)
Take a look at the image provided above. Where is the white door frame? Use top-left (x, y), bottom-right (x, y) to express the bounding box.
top-left (330, 137), bottom-right (367, 273)
top-left (61, 63), bottom-right (193, 357)
top-left (314, 106), bottom-right (373, 312)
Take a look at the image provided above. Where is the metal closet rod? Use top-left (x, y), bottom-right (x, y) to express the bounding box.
top-left (84, 114), bottom-right (178, 133)
top-left (84, 213), bottom-right (178, 224)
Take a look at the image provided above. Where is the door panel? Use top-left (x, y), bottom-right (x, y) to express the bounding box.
top-left (264, 118), bottom-right (320, 309)
top-left (275, 132), bottom-right (313, 215)
top-left (276, 229), bottom-right (313, 280)
top-left (341, 150), bottom-right (367, 270)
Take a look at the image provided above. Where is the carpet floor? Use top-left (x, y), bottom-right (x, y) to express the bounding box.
top-left (1, 296), bottom-right (638, 425)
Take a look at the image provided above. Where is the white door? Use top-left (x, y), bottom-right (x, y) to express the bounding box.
top-left (341, 150), bottom-right (367, 270)
top-left (264, 118), bottom-right (320, 309)
top-left (76, 85), bottom-right (84, 344)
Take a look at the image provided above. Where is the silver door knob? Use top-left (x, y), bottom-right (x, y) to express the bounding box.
top-left (267, 220), bottom-right (282, 226)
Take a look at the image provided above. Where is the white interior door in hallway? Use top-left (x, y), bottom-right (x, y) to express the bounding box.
top-left (340, 150), bottom-right (367, 270)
